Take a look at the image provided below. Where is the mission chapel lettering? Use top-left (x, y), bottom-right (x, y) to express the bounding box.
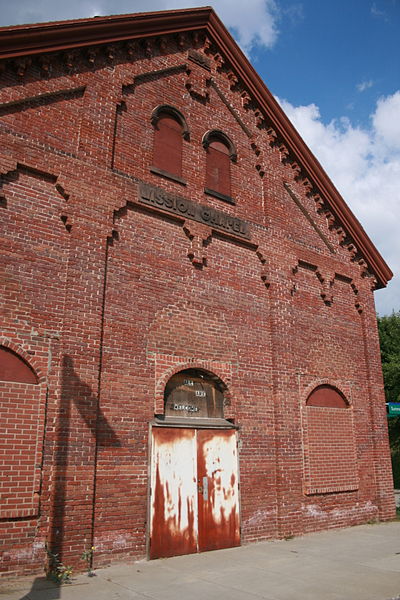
top-left (139, 182), bottom-right (250, 239)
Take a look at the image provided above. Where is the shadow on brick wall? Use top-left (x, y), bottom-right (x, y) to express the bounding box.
top-left (13, 354), bottom-right (120, 598)
top-left (47, 354), bottom-right (121, 574)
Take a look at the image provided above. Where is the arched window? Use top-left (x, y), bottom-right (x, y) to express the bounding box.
top-left (303, 385), bottom-right (358, 495)
top-left (0, 346), bottom-right (38, 384)
top-left (151, 105), bottom-right (189, 184)
top-left (0, 346), bottom-right (42, 518)
top-left (306, 385), bottom-right (348, 408)
top-left (203, 130), bottom-right (236, 204)
top-left (164, 368), bottom-right (226, 419)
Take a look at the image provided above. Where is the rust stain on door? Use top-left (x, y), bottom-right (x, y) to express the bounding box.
top-left (197, 429), bottom-right (240, 552)
top-left (150, 427), bottom-right (240, 558)
top-left (150, 427), bottom-right (197, 559)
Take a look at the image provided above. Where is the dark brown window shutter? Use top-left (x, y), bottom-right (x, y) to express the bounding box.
top-left (206, 140), bottom-right (231, 197)
top-left (153, 115), bottom-right (183, 177)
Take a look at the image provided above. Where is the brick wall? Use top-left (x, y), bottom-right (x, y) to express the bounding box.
top-left (0, 22), bottom-right (394, 576)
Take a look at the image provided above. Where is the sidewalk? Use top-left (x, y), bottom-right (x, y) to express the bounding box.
top-left (1, 522), bottom-right (399, 600)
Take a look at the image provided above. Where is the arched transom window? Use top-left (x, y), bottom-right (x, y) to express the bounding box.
top-left (164, 368), bottom-right (225, 419)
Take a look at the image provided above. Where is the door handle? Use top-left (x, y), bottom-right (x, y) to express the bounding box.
top-left (202, 476), bottom-right (208, 501)
top-left (198, 478), bottom-right (208, 500)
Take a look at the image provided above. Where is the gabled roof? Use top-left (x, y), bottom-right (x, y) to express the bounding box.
top-left (0, 7), bottom-right (392, 288)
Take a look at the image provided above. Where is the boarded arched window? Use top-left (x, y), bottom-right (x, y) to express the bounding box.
top-left (303, 385), bottom-right (358, 494)
top-left (203, 130), bottom-right (236, 203)
top-left (306, 385), bottom-right (347, 408)
top-left (151, 105), bottom-right (189, 183)
top-left (0, 346), bottom-right (38, 384)
top-left (0, 346), bottom-right (43, 518)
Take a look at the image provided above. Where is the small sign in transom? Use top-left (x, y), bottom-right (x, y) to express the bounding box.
top-left (164, 369), bottom-right (224, 419)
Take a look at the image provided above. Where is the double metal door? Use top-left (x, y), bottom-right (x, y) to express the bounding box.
top-left (149, 427), bottom-right (240, 559)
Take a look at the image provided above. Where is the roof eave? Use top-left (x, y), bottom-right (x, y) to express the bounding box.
top-left (0, 6), bottom-right (214, 60)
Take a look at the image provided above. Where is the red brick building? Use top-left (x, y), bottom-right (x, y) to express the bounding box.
top-left (0, 7), bottom-right (395, 577)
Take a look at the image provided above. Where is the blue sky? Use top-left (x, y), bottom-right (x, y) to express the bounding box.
top-left (0, 0), bottom-right (399, 315)
top-left (261, 0), bottom-right (399, 128)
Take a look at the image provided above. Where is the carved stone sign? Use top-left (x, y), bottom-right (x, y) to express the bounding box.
top-left (139, 182), bottom-right (250, 240)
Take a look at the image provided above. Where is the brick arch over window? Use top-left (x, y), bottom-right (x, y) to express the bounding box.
top-left (0, 345), bottom-right (39, 384)
top-left (203, 130), bottom-right (237, 203)
top-left (306, 385), bottom-right (348, 408)
top-left (151, 105), bottom-right (189, 182)
top-left (303, 385), bottom-right (358, 495)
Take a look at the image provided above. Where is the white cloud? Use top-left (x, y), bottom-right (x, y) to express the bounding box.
top-left (357, 80), bottom-right (374, 92)
top-left (371, 2), bottom-right (388, 21)
top-left (372, 91), bottom-right (400, 151)
top-left (278, 93), bottom-right (400, 315)
top-left (0, 0), bottom-right (279, 53)
top-left (213, 0), bottom-right (279, 52)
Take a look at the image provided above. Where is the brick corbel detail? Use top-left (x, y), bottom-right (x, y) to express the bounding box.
top-left (290, 264), bottom-right (299, 296)
top-left (0, 157), bottom-right (17, 206)
top-left (240, 90), bottom-right (251, 109)
top-left (185, 64), bottom-right (210, 101)
top-left (54, 175), bottom-right (73, 232)
top-left (250, 135), bottom-right (267, 178)
top-left (0, 159), bottom-right (73, 230)
top-left (316, 268), bottom-right (335, 305)
top-left (350, 280), bottom-right (364, 314)
top-left (0, 156), bottom-right (18, 175)
top-left (278, 142), bottom-right (290, 162)
top-left (182, 221), bottom-right (212, 267)
top-left (212, 52), bottom-right (225, 71)
top-left (292, 261), bottom-right (337, 306)
top-left (256, 249), bottom-right (271, 289)
top-left (293, 258), bottom-right (366, 312)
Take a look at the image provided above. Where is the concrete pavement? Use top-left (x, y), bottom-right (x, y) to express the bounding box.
top-left (1, 522), bottom-right (400, 600)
